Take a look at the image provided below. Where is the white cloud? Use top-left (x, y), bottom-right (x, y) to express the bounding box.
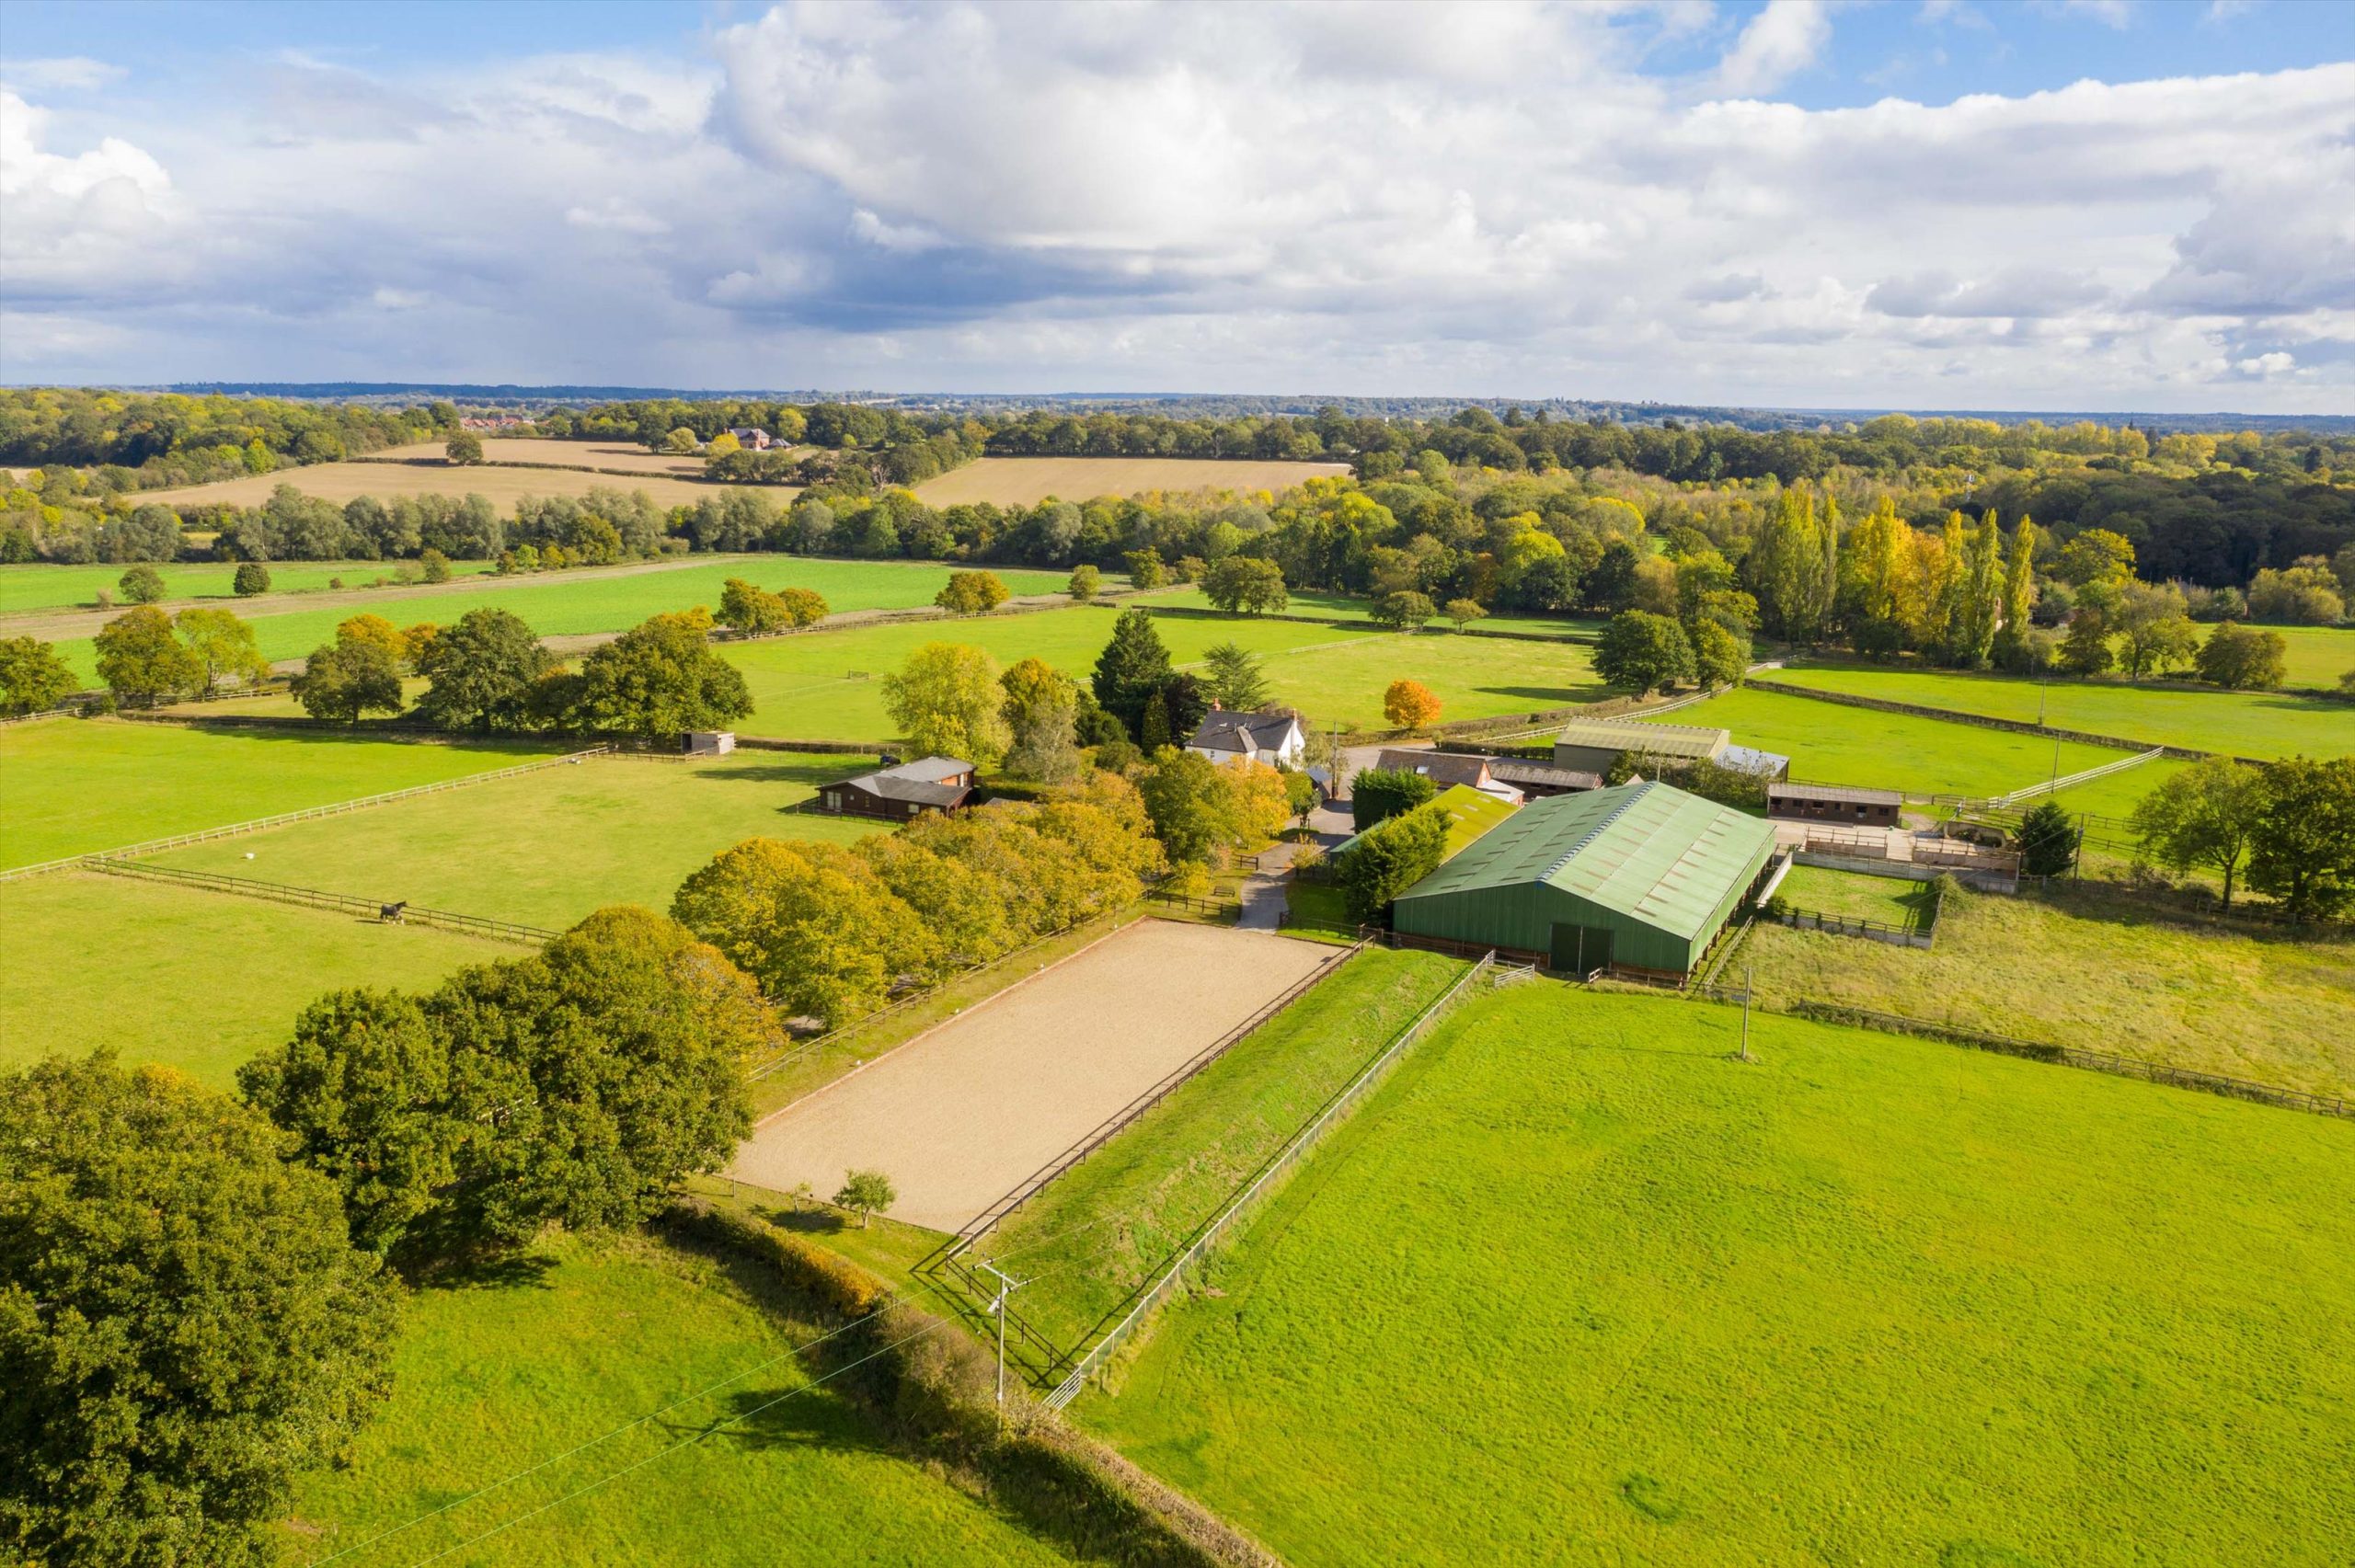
top-left (1715, 0), bottom-right (1833, 97)
top-left (566, 197), bottom-right (669, 235)
top-left (0, 57), bottom-right (125, 92)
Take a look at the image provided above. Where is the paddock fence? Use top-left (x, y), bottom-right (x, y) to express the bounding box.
top-left (84, 859), bottom-right (558, 945)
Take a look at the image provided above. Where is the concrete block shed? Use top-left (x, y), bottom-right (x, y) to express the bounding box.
top-left (1391, 780), bottom-right (1776, 976)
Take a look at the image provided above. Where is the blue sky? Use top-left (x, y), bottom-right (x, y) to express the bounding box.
top-left (3, 0), bottom-right (2349, 408)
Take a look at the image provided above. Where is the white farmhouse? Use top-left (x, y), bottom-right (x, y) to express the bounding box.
top-left (1186, 709), bottom-right (1306, 769)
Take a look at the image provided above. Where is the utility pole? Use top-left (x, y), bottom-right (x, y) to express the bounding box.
top-left (1739, 964), bottom-right (1754, 1064)
top-left (979, 1261), bottom-right (1030, 1410)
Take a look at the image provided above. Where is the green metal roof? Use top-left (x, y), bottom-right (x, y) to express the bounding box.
top-left (1395, 781), bottom-right (1776, 940)
top-left (1551, 717), bottom-right (1729, 761)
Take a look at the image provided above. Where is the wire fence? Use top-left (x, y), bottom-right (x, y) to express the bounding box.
top-left (85, 859), bottom-right (559, 945)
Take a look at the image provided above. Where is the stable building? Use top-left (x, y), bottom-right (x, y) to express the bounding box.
top-left (1487, 759), bottom-right (1603, 799)
top-left (1766, 781), bottom-right (1902, 828)
top-left (1550, 718), bottom-right (1729, 776)
top-left (1373, 748), bottom-right (1522, 805)
top-left (1391, 780), bottom-right (1777, 979)
top-left (815, 756), bottom-right (975, 820)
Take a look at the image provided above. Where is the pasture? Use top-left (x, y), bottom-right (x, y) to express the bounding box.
top-left (722, 606), bottom-right (1610, 740)
top-left (0, 558), bottom-right (493, 615)
top-left (0, 718), bottom-right (557, 868)
top-left (1740, 884), bottom-right (2355, 1099)
top-left (281, 1230), bottom-right (1077, 1568)
top-left (34, 555), bottom-right (1079, 682)
top-left (1766, 661), bottom-right (2353, 761)
top-left (0, 871), bottom-right (510, 1088)
top-left (151, 750), bottom-right (883, 931)
top-left (1138, 586), bottom-right (1603, 640)
top-left (1086, 983), bottom-right (2355, 1568)
top-left (139, 459), bottom-right (738, 509)
top-left (1640, 686), bottom-right (2135, 800)
top-left (2268, 623), bottom-right (2355, 692)
top-left (912, 456), bottom-right (1350, 507)
top-left (733, 921), bottom-right (1336, 1232)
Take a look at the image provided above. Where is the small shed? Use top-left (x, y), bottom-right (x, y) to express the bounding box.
top-left (1393, 780), bottom-right (1775, 978)
top-left (1550, 718), bottom-right (1729, 777)
top-left (816, 756), bottom-right (975, 820)
top-left (684, 730), bottom-right (737, 757)
top-left (1767, 781), bottom-right (1902, 828)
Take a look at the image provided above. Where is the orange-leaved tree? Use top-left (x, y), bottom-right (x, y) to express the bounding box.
top-left (1383, 679), bottom-right (1441, 732)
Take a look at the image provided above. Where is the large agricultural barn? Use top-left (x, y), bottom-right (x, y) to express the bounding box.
top-left (1392, 780), bottom-right (1778, 978)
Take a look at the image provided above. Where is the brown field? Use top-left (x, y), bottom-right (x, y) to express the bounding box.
top-left (731, 920), bottom-right (1337, 1230)
top-left (913, 456), bottom-right (1351, 507)
top-left (142, 461), bottom-right (753, 510)
top-left (368, 437), bottom-right (722, 477)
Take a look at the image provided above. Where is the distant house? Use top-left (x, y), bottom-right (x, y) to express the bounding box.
top-left (726, 427), bottom-right (773, 451)
top-left (815, 756), bottom-right (975, 819)
top-left (1767, 781), bottom-right (1901, 827)
top-left (1187, 710), bottom-right (1305, 769)
top-left (1373, 748), bottom-right (1522, 806)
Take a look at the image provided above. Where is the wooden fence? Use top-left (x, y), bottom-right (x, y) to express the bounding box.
top-left (86, 859), bottom-right (557, 945)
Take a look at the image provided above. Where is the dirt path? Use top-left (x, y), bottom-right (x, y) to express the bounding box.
top-left (731, 921), bottom-right (1335, 1231)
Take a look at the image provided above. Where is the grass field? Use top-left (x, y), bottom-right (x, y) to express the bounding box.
top-left (2043, 755), bottom-right (2187, 821)
top-left (281, 1230), bottom-right (1076, 1568)
top-left (1741, 884), bottom-right (2355, 1098)
top-left (1773, 863), bottom-right (1936, 926)
top-left (150, 750), bottom-right (882, 930)
top-left (0, 872), bottom-right (511, 1088)
top-left (723, 606), bottom-right (1610, 739)
top-left (0, 558), bottom-right (495, 615)
top-left (140, 460), bottom-right (743, 510)
top-left (1643, 686), bottom-right (2134, 799)
top-left (1767, 661), bottom-right (2354, 761)
top-left (34, 557), bottom-right (1083, 683)
top-left (1086, 982), bottom-right (2355, 1567)
top-left (0, 718), bottom-right (558, 867)
top-left (1135, 587), bottom-right (1603, 640)
top-left (2269, 624), bottom-right (2355, 692)
top-left (912, 456), bottom-right (1350, 507)
top-left (367, 437), bottom-right (733, 477)
top-left (974, 948), bottom-right (1464, 1355)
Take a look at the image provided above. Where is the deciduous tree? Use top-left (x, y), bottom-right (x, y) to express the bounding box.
top-left (232, 560), bottom-right (271, 596)
top-left (883, 641), bottom-right (1011, 765)
top-left (1067, 564), bottom-right (1100, 602)
top-left (1200, 555), bottom-right (1288, 615)
top-left (833, 1169), bottom-right (895, 1228)
top-left (93, 604), bottom-right (203, 704)
top-left (935, 570), bottom-right (1009, 615)
top-left (1594, 610), bottom-right (1695, 695)
top-left (2131, 758), bottom-right (2266, 910)
top-left (445, 429), bottom-right (485, 464)
top-left (293, 636), bottom-right (405, 724)
top-left (0, 635), bottom-right (76, 715)
top-left (174, 607), bottom-right (272, 692)
top-left (2246, 756), bottom-right (2355, 923)
top-left (414, 607), bottom-right (553, 731)
top-left (117, 564), bottom-right (166, 604)
top-left (1383, 678), bottom-right (1442, 731)
top-left (2194, 622), bottom-right (2288, 691)
top-left (571, 611), bottom-right (755, 740)
top-left (672, 839), bottom-right (936, 1025)
top-left (1444, 598), bottom-right (1487, 632)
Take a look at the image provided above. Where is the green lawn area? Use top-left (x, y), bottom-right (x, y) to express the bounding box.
top-left (1086, 982), bottom-right (2355, 1568)
top-left (280, 1230), bottom-right (1078, 1568)
top-left (2044, 755), bottom-right (2187, 822)
top-left (0, 558), bottom-right (497, 614)
top-left (36, 556), bottom-right (1080, 682)
top-left (0, 872), bottom-right (510, 1088)
top-left (1645, 686), bottom-right (2135, 799)
top-left (0, 718), bottom-right (559, 867)
top-left (975, 948), bottom-right (1465, 1356)
top-left (1135, 587), bottom-right (1604, 640)
top-left (1768, 661), bottom-right (2355, 761)
top-left (151, 750), bottom-right (883, 930)
top-left (1742, 884), bottom-right (2355, 1099)
top-left (1774, 864), bottom-right (1936, 927)
top-left (2267, 624), bottom-right (2355, 692)
top-left (722, 606), bottom-right (1610, 740)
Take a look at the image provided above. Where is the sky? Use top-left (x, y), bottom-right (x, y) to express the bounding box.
top-left (2, 0), bottom-right (2350, 412)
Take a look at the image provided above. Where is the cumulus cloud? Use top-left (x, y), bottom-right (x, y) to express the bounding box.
top-left (0, 2), bottom-right (2349, 410)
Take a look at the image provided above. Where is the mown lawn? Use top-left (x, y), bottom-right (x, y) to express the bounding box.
top-left (37, 556), bottom-right (1079, 681)
top-left (279, 1230), bottom-right (1079, 1568)
top-left (0, 557), bottom-right (495, 614)
top-left (1648, 686), bottom-right (2133, 799)
top-left (0, 872), bottom-right (510, 1088)
top-left (0, 718), bottom-right (559, 867)
top-left (1741, 884), bottom-right (2355, 1099)
top-left (722, 606), bottom-right (1609, 740)
top-left (1773, 864), bottom-right (1936, 927)
top-left (976, 948), bottom-right (1464, 1356)
top-left (1087, 983), bottom-right (2355, 1568)
top-left (1767, 661), bottom-right (2354, 761)
top-left (151, 750), bottom-right (882, 930)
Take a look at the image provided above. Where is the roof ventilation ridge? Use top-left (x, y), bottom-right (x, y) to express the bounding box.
top-left (1538, 781), bottom-right (1648, 883)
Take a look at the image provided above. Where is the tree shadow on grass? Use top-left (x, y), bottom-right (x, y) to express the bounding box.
top-left (1476, 682), bottom-right (1617, 704)
top-left (684, 1385), bottom-right (895, 1457)
top-left (401, 1246), bottom-right (560, 1293)
top-left (753, 1203), bottom-right (849, 1236)
top-left (693, 761), bottom-right (871, 787)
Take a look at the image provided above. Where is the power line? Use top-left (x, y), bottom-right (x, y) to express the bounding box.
top-left (395, 1316), bottom-right (951, 1568)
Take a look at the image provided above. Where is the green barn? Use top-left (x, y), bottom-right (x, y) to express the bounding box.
top-left (1391, 780), bottom-right (1777, 978)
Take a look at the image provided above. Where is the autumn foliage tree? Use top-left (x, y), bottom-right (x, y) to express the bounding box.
top-left (1383, 678), bottom-right (1442, 732)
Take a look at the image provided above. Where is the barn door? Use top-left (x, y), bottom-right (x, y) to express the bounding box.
top-left (1550, 922), bottom-right (1612, 973)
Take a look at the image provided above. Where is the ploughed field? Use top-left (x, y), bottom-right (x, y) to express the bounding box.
top-left (910, 456), bottom-right (1351, 507)
top-left (1085, 982), bottom-right (2355, 1568)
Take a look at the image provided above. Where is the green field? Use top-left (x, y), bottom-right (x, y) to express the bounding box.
top-left (2043, 755), bottom-right (2187, 821)
top-left (0, 558), bottom-right (495, 614)
top-left (0, 872), bottom-right (511, 1088)
top-left (976, 948), bottom-right (1464, 1354)
top-left (1773, 863), bottom-right (1936, 926)
top-left (1086, 983), bottom-right (2355, 1567)
top-left (2268, 624), bottom-right (2355, 692)
top-left (722, 606), bottom-right (1610, 740)
top-left (1136, 587), bottom-right (1604, 640)
top-left (281, 1231), bottom-right (1077, 1568)
top-left (1742, 884), bottom-right (2355, 1098)
top-left (1642, 686), bottom-right (2134, 799)
top-left (35, 556), bottom-right (1081, 682)
top-left (1767, 662), bottom-right (2355, 761)
top-left (152, 750), bottom-right (883, 930)
top-left (0, 718), bottom-right (558, 867)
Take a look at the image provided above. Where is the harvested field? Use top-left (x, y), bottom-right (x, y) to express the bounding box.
top-left (140, 461), bottom-right (744, 509)
top-left (732, 921), bottom-right (1335, 1231)
top-left (365, 437), bottom-right (738, 477)
top-left (913, 457), bottom-right (1350, 507)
